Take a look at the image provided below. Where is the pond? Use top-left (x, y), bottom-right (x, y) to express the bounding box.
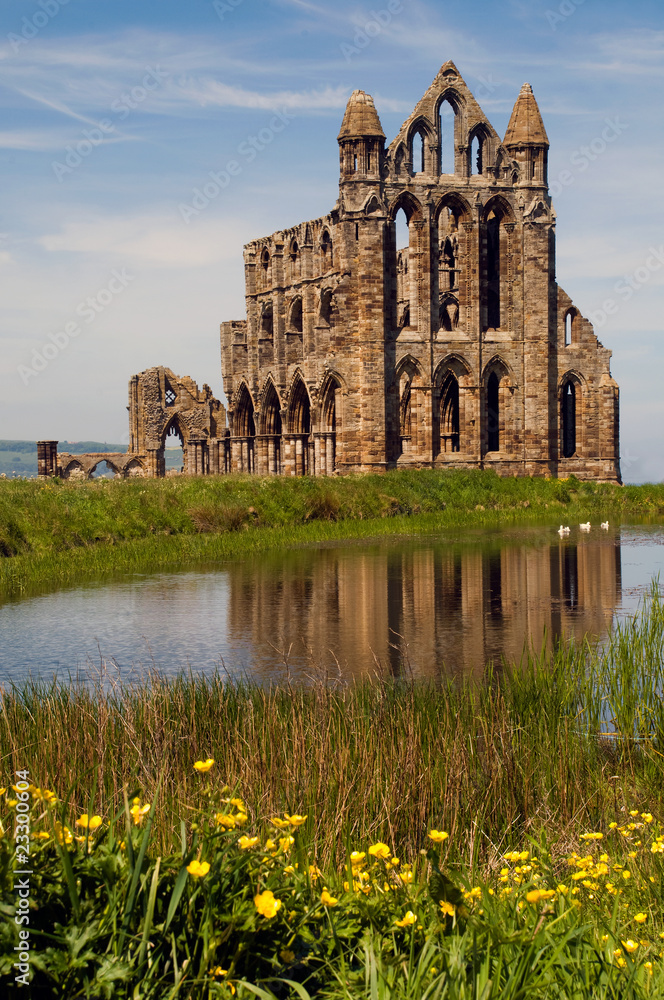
top-left (2, 523), bottom-right (664, 686)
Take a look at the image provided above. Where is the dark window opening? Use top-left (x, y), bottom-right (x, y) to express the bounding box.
top-left (562, 380), bottom-right (576, 458)
top-left (487, 371), bottom-right (500, 452)
top-left (440, 374), bottom-right (460, 452)
top-left (290, 298), bottom-right (303, 333)
top-left (486, 212), bottom-right (500, 329)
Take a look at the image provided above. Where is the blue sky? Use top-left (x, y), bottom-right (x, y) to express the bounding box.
top-left (0, 0), bottom-right (662, 481)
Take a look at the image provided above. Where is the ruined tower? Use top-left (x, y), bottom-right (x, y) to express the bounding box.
top-left (219, 60), bottom-right (620, 481)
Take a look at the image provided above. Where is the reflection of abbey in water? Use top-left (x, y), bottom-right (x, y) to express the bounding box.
top-left (226, 537), bottom-right (621, 680)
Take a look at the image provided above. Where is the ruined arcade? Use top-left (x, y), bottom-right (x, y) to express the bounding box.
top-left (41, 61), bottom-right (620, 482)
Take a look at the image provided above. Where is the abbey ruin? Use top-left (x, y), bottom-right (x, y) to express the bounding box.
top-left (39, 61), bottom-right (621, 482)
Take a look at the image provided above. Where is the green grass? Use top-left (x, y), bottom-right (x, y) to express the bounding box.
top-left (2, 587), bottom-right (664, 996)
top-left (2, 469), bottom-right (664, 602)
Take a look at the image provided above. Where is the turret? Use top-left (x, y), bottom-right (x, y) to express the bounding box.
top-left (504, 83), bottom-right (549, 188)
top-left (337, 90), bottom-right (385, 183)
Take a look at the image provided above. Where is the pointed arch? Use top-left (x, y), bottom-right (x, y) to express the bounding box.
top-left (259, 246), bottom-right (271, 290)
top-left (233, 382), bottom-right (256, 473)
top-left (389, 194), bottom-right (424, 334)
top-left (318, 371), bottom-right (342, 475)
top-left (407, 116), bottom-right (434, 176)
top-left (260, 378), bottom-right (282, 474)
top-left (289, 296), bottom-right (303, 333)
top-left (559, 370), bottom-right (585, 460)
top-left (482, 198), bottom-right (515, 333)
top-left (434, 354), bottom-right (473, 458)
top-left (468, 123), bottom-right (492, 176)
top-left (287, 374), bottom-right (312, 475)
top-left (288, 237), bottom-right (300, 281)
top-left (482, 356), bottom-right (512, 456)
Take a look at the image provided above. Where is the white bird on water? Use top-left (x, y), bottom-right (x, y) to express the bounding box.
top-left (579, 522), bottom-right (591, 532)
top-left (601, 520), bottom-right (609, 530)
top-left (558, 525), bottom-right (570, 536)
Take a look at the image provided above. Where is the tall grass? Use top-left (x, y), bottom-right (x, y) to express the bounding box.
top-left (3, 586), bottom-right (664, 866)
top-left (2, 469), bottom-right (663, 602)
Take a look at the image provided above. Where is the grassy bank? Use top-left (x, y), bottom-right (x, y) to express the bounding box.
top-left (2, 589), bottom-right (664, 996)
top-left (2, 469), bottom-right (664, 601)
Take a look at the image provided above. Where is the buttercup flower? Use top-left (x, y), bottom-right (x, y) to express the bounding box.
top-left (634, 912), bottom-right (648, 923)
top-left (284, 814), bottom-right (307, 827)
top-left (187, 859), bottom-right (210, 877)
top-left (75, 814), bottom-right (103, 831)
top-left (254, 889), bottom-right (281, 918)
top-left (622, 939), bottom-right (639, 954)
top-left (368, 842), bottom-right (391, 859)
top-left (321, 889), bottom-right (338, 907)
top-left (439, 900), bottom-right (455, 916)
top-left (193, 758), bottom-right (214, 773)
top-left (395, 910), bottom-right (418, 927)
top-left (238, 835), bottom-right (260, 850)
top-left (526, 889), bottom-right (556, 903)
top-left (428, 830), bottom-right (449, 844)
top-left (215, 813), bottom-right (236, 828)
top-left (270, 816), bottom-right (290, 829)
top-left (130, 800), bottom-right (150, 825)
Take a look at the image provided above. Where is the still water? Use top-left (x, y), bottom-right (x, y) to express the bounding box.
top-left (1, 524), bottom-right (664, 686)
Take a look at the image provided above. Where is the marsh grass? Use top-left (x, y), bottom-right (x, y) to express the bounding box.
top-left (2, 469), bottom-right (663, 601)
top-left (3, 586), bottom-right (664, 868)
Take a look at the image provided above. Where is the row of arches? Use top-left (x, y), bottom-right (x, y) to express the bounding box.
top-left (396, 355), bottom-right (582, 461)
top-left (393, 90), bottom-right (502, 181)
top-left (258, 230), bottom-right (334, 290)
top-left (232, 374), bottom-right (340, 476)
top-left (392, 189), bottom-right (515, 334)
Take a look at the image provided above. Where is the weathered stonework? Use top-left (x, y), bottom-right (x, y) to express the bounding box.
top-left (220, 61), bottom-right (620, 481)
top-left (39, 61), bottom-right (620, 482)
top-left (38, 367), bottom-right (228, 479)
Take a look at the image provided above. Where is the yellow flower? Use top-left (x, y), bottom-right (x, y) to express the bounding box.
top-left (265, 838), bottom-right (277, 853)
top-left (309, 864), bottom-right (323, 879)
top-left (280, 949), bottom-right (295, 964)
top-left (651, 841), bottom-right (664, 854)
top-left (187, 859), bottom-right (210, 877)
top-left (238, 835), bottom-right (260, 850)
top-left (234, 812), bottom-right (248, 826)
top-left (216, 812), bottom-right (236, 828)
top-left (350, 851), bottom-right (366, 867)
top-left (609, 822), bottom-right (618, 829)
top-left (321, 889), bottom-right (338, 906)
top-left (580, 832), bottom-right (603, 841)
top-left (75, 814), bottom-right (103, 831)
top-left (439, 900), bottom-right (455, 916)
top-left (622, 870), bottom-right (631, 880)
top-left (368, 842), bottom-right (391, 859)
top-left (284, 814), bottom-right (307, 827)
top-left (130, 801), bottom-right (150, 825)
top-left (193, 758), bottom-right (215, 773)
top-left (629, 810), bottom-right (639, 817)
top-left (230, 797), bottom-right (246, 810)
top-left (526, 889), bottom-right (556, 903)
top-left (283, 864), bottom-right (295, 875)
top-left (270, 816), bottom-right (290, 829)
top-left (32, 831), bottom-right (50, 841)
top-left (400, 870), bottom-right (414, 884)
top-left (428, 830), bottom-right (449, 844)
top-left (634, 912), bottom-right (648, 923)
top-left (54, 822), bottom-right (72, 845)
top-left (279, 835), bottom-right (295, 852)
top-left (395, 910), bottom-right (418, 927)
top-left (254, 889), bottom-right (281, 918)
top-left (641, 813), bottom-right (654, 823)
top-left (622, 939), bottom-right (639, 954)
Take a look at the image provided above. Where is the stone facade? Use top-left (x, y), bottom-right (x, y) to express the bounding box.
top-left (39, 60), bottom-right (620, 482)
top-left (220, 61), bottom-right (620, 481)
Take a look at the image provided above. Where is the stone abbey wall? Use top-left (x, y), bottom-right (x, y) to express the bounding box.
top-left (220, 61), bottom-right (620, 482)
top-left (39, 60), bottom-right (620, 482)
